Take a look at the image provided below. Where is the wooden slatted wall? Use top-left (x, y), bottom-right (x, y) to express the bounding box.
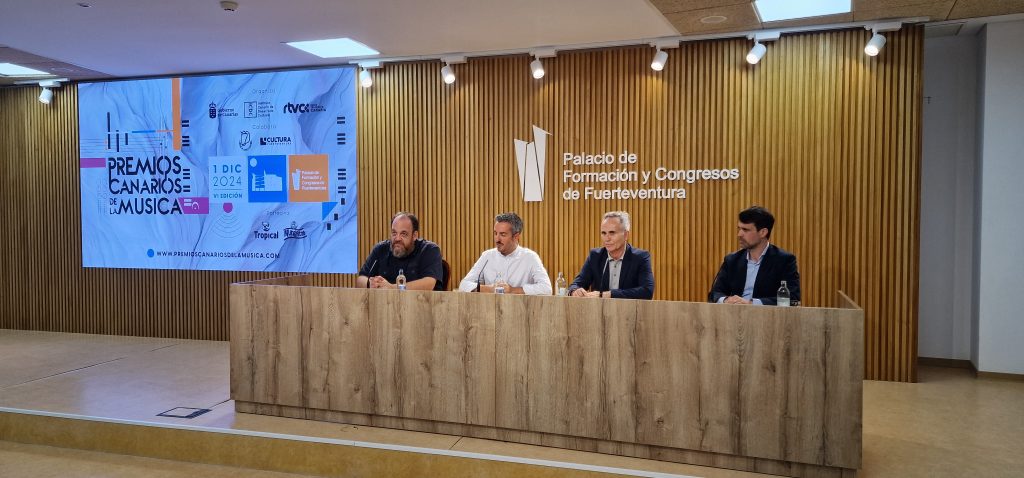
top-left (0, 27), bottom-right (921, 381)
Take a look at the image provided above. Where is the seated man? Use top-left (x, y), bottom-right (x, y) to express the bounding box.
top-left (708, 206), bottom-right (800, 305)
top-left (567, 211), bottom-right (654, 300)
top-left (356, 212), bottom-right (443, 291)
top-left (458, 212), bottom-right (552, 295)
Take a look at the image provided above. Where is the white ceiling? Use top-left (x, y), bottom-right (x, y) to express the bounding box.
top-left (0, 0), bottom-right (678, 80)
top-left (5, 0), bottom-right (1024, 86)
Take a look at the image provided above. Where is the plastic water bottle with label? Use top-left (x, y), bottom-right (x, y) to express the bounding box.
top-left (776, 280), bottom-right (790, 307)
top-left (556, 272), bottom-right (567, 296)
top-left (494, 272), bottom-right (507, 294)
top-left (396, 269), bottom-right (407, 291)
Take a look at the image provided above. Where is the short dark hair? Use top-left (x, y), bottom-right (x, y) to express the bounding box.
top-left (392, 212), bottom-right (419, 232)
top-left (738, 206), bottom-right (775, 238)
top-left (495, 212), bottom-right (523, 235)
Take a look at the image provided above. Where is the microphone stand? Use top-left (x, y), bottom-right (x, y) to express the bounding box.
top-left (365, 259), bottom-right (377, 289)
top-left (599, 256), bottom-right (611, 298)
top-left (474, 260), bottom-right (489, 292)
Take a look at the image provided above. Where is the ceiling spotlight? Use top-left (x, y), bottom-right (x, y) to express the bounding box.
top-left (864, 32), bottom-right (886, 56)
top-left (863, 22), bottom-right (901, 57)
top-left (359, 69), bottom-right (373, 88)
top-left (745, 32), bottom-right (779, 66)
top-left (36, 80), bottom-right (61, 105)
top-left (651, 49), bottom-right (668, 71)
top-left (441, 63), bottom-right (455, 84)
top-left (527, 49), bottom-right (556, 80)
top-left (39, 87), bottom-right (53, 104)
top-left (530, 58), bottom-right (544, 79)
top-left (746, 42), bottom-right (767, 65)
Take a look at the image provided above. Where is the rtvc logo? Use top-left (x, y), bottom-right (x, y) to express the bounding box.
top-left (513, 126), bottom-right (550, 202)
top-left (282, 102), bottom-right (326, 114)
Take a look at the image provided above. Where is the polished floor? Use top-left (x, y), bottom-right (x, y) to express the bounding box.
top-left (0, 329), bottom-right (1022, 477)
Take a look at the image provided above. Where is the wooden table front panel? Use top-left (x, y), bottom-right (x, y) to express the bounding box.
top-left (231, 286), bottom-right (862, 469)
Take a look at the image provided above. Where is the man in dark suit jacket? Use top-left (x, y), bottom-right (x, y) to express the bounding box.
top-left (568, 211), bottom-right (655, 300)
top-left (708, 206), bottom-right (800, 305)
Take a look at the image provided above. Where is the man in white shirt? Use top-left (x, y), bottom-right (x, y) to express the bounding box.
top-left (458, 212), bottom-right (552, 295)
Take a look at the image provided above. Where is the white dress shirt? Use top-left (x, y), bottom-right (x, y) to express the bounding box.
top-left (458, 246), bottom-right (552, 295)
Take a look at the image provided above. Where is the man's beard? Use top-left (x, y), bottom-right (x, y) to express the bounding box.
top-left (392, 243), bottom-right (411, 258)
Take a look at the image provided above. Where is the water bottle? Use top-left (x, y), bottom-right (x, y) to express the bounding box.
top-left (396, 269), bottom-right (407, 291)
top-left (556, 272), bottom-right (567, 296)
top-left (494, 272), bottom-right (506, 295)
top-left (777, 280), bottom-right (790, 307)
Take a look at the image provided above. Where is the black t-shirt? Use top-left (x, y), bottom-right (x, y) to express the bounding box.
top-left (358, 239), bottom-right (444, 290)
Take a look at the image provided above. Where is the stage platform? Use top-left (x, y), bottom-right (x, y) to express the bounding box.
top-left (0, 329), bottom-right (756, 478)
top-left (3, 329), bottom-right (1023, 477)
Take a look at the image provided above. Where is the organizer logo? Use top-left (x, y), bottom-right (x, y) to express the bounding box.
top-left (513, 125), bottom-right (550, 202)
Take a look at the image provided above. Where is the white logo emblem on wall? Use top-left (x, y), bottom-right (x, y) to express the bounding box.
top-left (513, 125), bottom-right (550, 202)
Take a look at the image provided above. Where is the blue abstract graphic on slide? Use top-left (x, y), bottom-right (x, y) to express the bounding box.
top-left (78, 68), bottom-right (358, 272)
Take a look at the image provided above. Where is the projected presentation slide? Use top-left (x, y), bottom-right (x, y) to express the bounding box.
top-left (78, 68), bottom-right (357, 272)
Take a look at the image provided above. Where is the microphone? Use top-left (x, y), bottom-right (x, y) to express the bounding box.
top-left (365, 259), bottom-right (377, 289)
top-left (474, 260), bottom-right (489, 292)
top-left (600, 255), bottom-right (612, 294)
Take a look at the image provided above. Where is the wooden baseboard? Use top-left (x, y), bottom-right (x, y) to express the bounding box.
top-left (976, 371), bottom-right (1024, 382)
top-left (918, 357), bottom-right (1024, 381)
top-left (917, 357), bottom-right (976, 371)
top-left (237, 401), bottom-right (857, 478)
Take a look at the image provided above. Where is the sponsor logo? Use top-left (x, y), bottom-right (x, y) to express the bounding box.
top-left (239, 130), bottom-right (252, 150)
top-left (244, 101), bottom-right (256, 118)
top-left (282, 102), bottom-right (326, 114)
top-left (260, 136), bottom-right (292, 146)
top-left (252, 170), bottom-right (283, 192)
top-left (248, 155), bottom-right (288, 203)
top-left (513, 125), bottom-right (550, 202)
top-left (253, 221), bottom-right (278, 240)
top-left (287, 154), bottom-right (329, 202)
top-left (285, 221), bottom-right (307, 239)
top-left (208, 101), bottom-right (239, 118)
top-left (253, 229), bottom-right (279, 240)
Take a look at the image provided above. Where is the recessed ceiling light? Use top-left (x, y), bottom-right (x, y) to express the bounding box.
top-left (0, 63), bottom-right (50, 76)
top-left (754, 0), bottom-right (851, 22)
top-left (285, 38), bottom-right (379, 59)
top-left (700, 15), bottom-right (727, 24)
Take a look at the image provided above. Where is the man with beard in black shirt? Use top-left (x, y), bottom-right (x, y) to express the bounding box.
top-left (356, 212), bottom-right (444, 291)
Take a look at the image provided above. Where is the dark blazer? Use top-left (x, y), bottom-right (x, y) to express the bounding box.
top-left (707, 244), bottom-right (800, 305)
top-left (568, 244), bottom-right (655, 300)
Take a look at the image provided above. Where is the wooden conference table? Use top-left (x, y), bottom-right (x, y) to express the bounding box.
top-left (230, 276), bottom-right (862, 478)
